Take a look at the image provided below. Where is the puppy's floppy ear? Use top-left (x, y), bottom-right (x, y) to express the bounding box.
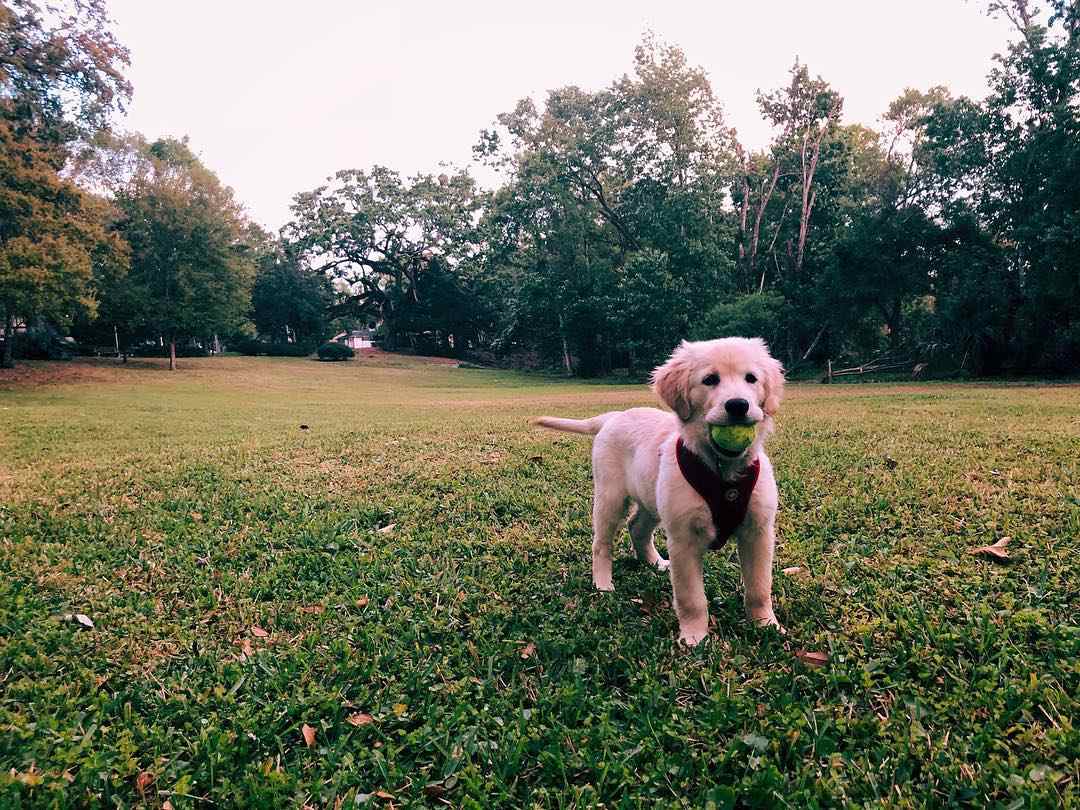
top-left (651, 342), bottom-right (695, 421)
top-left (757, 341), bottom-right (786, 416)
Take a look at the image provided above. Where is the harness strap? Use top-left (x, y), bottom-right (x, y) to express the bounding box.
top-left (675, 437), bottom-right (759, 550)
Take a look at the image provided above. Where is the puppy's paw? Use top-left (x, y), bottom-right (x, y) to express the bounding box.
top-left (678, 628), bottom-right (708, 647)
top-left (653, 557), bottom-right (671, 573)
top-left (751, 614), bottom-right (785, 634)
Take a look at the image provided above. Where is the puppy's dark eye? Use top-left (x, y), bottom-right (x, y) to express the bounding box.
top-left (745, 373), bottom-right (758, 384)
top-left (702, 373), bottom-right (719, 387)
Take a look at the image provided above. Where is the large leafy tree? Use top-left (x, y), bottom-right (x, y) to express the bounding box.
top-left (475, 35), bottom-right (740, 374)
top-left (733, 62), bottom-right (842, 291)
top-left (476, 139), bottom-right (624, 374)
top-left (0, 120), bottom-right (127, 365)
top-left (0, 0), bottom-right (130, 143)
top-left (0, 0), bottom-right (131, 366)
top-left (923, 0), bottom-right (1080, 370)
top-left (83, 134), bottom-right (258, 369)
top-left (816, 107), bottom-right (948, 361)
top-left (251, 248), bottom-right (334, 345)
top-left (284, 167), bottom-right (481, 350)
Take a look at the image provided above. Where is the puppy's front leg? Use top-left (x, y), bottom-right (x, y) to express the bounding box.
top-left (668, 536), bottom-right (709, 646)
top-left (736, 519), bottom-right (782, 630)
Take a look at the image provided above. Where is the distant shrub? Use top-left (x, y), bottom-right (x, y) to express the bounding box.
top-left (266, 342), bottom-right (314, 357)
top-left (692, 291), bottom-right (790, 351)
top-left (14, 325), bottom-right (75, 360)
top-left (235, 337), bottom-right (265, 356)
top-left (235, 339), bottom-right (314, 357)
top-left (317, 342), bottom-right (354, 361)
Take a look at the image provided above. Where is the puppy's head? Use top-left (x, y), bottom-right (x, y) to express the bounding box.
top-left (652, 337), bottom-right (785, 455)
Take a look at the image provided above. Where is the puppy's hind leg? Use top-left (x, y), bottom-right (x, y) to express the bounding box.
top-left (591, 482), bottom-right (628, 592)
top-left (628, 507), bottom-right (669, 572)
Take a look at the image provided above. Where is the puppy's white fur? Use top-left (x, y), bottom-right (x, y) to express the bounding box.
top-left (535, 337), bottom-right (785, 646)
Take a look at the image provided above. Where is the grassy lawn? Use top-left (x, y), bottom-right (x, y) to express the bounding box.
top-left (1, 355), bottom-right (1078, 808)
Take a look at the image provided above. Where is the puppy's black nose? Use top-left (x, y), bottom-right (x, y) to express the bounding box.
top-left (724, 398), bottom-right (750, 418)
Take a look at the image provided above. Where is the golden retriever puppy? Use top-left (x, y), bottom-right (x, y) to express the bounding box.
top-left (535, 337), bottom-right (785, 646)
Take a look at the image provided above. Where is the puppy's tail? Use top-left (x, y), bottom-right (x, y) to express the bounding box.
top-left (532, 413), bottom-right (614, 436)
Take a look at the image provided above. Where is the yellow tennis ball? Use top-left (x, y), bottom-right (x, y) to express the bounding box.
top-left (709, 423), bottom-right (756, 453)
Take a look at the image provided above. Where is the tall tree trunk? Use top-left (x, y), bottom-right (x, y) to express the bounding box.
top-left (1, 313), bottom-right (14, 369)
top-left (794, 99), bottom-right (840, 276)
top-left (889, 301), bottom-right (903, 352)
top-left (748, 164), bottom-right (781, 288)
top-left (169, 339), bottom-right (176, 371)
top-left (737, 174), bottom-right (749, 270)
top-left (558, 312), bottom-right (573, 376)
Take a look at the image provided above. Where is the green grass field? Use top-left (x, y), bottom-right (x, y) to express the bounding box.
top-left (2, 355), bottom-right (1078, 808)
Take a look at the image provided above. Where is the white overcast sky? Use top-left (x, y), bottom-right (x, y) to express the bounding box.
top-left (106, 1), bottom-right (1015, 231)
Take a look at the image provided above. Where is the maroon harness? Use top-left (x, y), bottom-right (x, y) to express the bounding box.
top-left (675, 438), bottom-right (760, 550)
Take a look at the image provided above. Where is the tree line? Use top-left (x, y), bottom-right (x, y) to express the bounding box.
top-left (2, 0), bottom-right (1077, 375)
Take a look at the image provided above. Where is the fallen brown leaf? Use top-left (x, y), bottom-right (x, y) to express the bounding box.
top-left (782, 566), bottom-right (806, 576)
top-left (16, 767), bottom-right (42, 787)
top-left (794, 649), bottom-right (829, 668)
top-left (299, 605), bottom-right (325, 614)
top-left (969, 536), bottom-right (1011, 560)
top-left (251, 625), bottom-right (269, 638)
top-left (163, 801), bottom-right (174, 810)
top-left (374, 790), bottom-right (394, 800)
top-left (135, 772), bottom-right (154, 793)
top-left (355, 596), bottom-right (369, 608)
top-left (423, 783), bottom-right (446, 799)
top-left (347, 712), bottom-right (374, 726)
top-left (301, 723), bottom-right (316, 748)
top-left (377, 523), bottom-right (396, 534)
top-left (519, 641), bottom-right (536, 659)
top-left (239, 638), bottom-right (254, 658)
